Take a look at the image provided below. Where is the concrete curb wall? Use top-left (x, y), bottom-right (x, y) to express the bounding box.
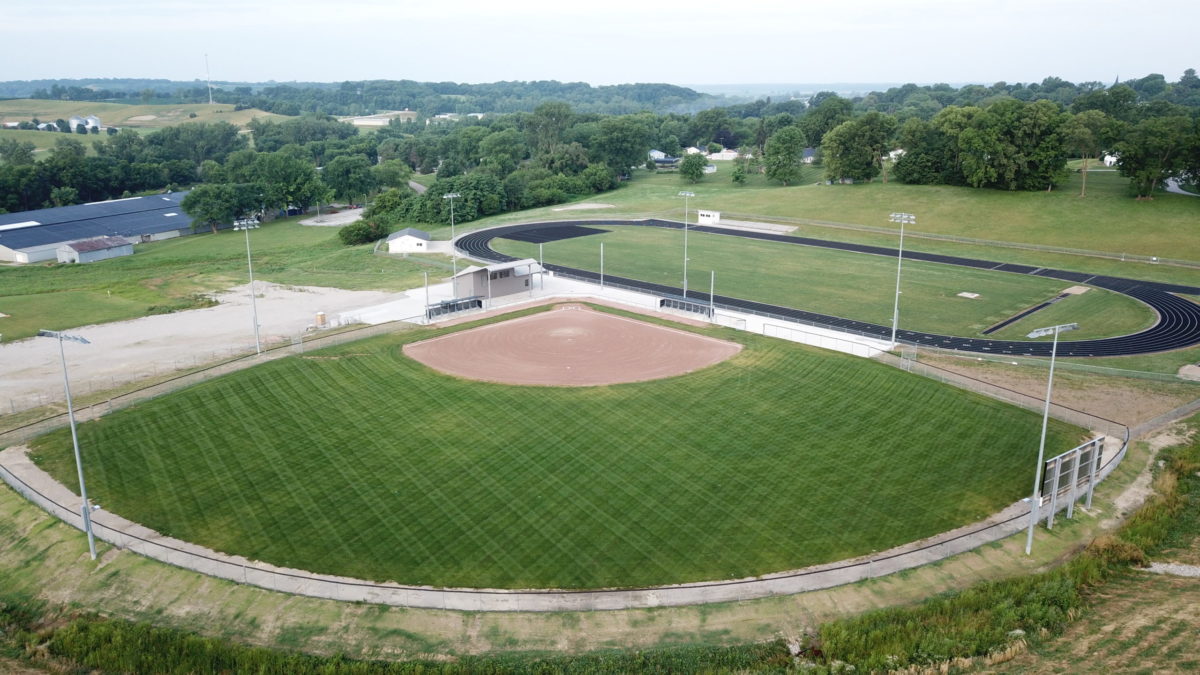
top-left (0, 428), bottom-right (1129, 612)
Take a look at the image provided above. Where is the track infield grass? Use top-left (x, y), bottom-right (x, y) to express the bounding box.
top-left (30, 306), bottom-right (1082, 590)
top-left (492, 226), bottom-right (1156, 341)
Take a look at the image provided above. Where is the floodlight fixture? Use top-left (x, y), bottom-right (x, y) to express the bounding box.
top-left (443, 193), bottom-right (462, 278)
top-left (678, 191), bottom-right (695, 295)
top-left (887, 213), bottom-right (915, 346)
top-left (233, 221), bottom-right (262, 353)
top-left (38, 329), bottom-right (96, 559)
top-left (1024, 321), bottom-right (1079, 555)
top-left (1027, 323), bottom-right (1078, 339)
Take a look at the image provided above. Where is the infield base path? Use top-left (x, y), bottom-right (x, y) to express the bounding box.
top-left (403, 304), bottom-right (742, 387)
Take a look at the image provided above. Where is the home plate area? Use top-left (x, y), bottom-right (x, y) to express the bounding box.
top-left (402, 304), bottom-right (742, 386)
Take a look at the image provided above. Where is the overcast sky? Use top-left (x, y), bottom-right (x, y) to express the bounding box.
top-left (3, 0), bottom-right (1196, 88)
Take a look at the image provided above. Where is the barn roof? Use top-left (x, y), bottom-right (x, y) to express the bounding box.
top-left (0, 192), bottom-right (192, 251)
top-left (62, 236), bottom-right (131, 253)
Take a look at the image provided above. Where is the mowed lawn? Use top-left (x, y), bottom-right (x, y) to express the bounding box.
top-left (456, 167), bottom-right (1200, 263)
top-left (30, 308), bottom-right (1082, 589)
top-left (0, 217), bottom-right (438, 341)
top-left (493, 226), bottom-right (1155, 340)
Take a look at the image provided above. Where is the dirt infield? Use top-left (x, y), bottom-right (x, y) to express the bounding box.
top-left (403, 304), bottom-right (741, 386)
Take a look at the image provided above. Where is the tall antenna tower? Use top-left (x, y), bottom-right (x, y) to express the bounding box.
top-left (205, 53), bottom-right (214, 105)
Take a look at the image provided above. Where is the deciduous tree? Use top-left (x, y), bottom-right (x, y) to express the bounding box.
top-left (679, 153), bottom-right (707, 183)
top-left (763, 126), bottom-right (807, 185)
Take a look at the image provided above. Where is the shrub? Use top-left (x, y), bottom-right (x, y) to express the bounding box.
top-left (338, 220), bottom-right (391, 246)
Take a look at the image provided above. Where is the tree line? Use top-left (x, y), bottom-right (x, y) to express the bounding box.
top-left (2, 69), bottom-right (1197, 221)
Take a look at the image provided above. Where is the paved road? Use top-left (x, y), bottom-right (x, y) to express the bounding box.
top-left (1166, 178), bottom-right (1198, 197)
top-left (458, 219), bottom-right (1200, 358)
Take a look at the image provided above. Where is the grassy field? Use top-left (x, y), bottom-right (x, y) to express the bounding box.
top-left (29, 305), bottom-right (1081, 589)
top-left (0, 128), bottom-right (113, 158)
top-left (0, 99), bottom-right (282, 129)
top-left (0, 217), bottom-right (438, 342)
top-left (446, 167), bottom-right (1200, 284)
top-left (493, 226), bottom-right (1155, 340)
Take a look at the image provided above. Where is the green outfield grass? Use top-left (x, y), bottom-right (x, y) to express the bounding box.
top-left (29, 306), bottom-right (1081, 590)
top-left (492, 226), bottom-right (1155, 340)
top-left (0, 217), bottom-right (438, 342)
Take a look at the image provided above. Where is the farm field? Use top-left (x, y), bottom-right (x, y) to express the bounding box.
top-left (0, 128), bottom-right (113, 157)
top-left (492, 225), bottom-right (1156, 340)
top-left (29, 305), bottom-right (1082, 590)
top-left (0, 216), bottom-right (437, 342)
top-left (0, 99), bottom-right (282, 129)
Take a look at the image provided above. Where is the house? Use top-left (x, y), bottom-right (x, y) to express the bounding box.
top-left (68, 115), bottom-right (86, 130)
top-left (56, 236), bottom-right (133, 263)
top-left (0, 192), bottom-right (195, 263)
top-left (451, 258), bottom-right (542, 301)
top-left (887, 148), bottom-right (906, 162)
top-left (1103, 154), bottom-right (1118, 167)
top-left (648, 149), bottom-right (667, 160)
top-left (386, 227), bottom-right (431, 253)
top-left (85, 115), bottom-right (102, 129)
top-left (684, 146), bottom-right (703, 155)
top-left (707, 148), bottom-right (739, 161)
top-left (36, 122), bottom-right (58, 131)
top-left (802, 147), bottom-right (817, 164)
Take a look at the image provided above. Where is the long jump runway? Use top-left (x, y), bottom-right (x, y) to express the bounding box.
top-left (456, 219), bottom-right (1200, 358)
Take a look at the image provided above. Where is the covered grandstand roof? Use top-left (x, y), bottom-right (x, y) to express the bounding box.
top-left (0, 192), bottom-right (193, 251)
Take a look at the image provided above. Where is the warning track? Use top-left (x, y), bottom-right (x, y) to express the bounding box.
top-left (457, 219), bottom-right (1200, 358)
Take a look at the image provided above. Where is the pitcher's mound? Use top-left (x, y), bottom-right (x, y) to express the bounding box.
top-left (403, 305), bottom-right (742, 386)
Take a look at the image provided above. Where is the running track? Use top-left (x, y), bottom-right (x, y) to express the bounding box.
top-left (457, 219), bottom-right (1200, 358)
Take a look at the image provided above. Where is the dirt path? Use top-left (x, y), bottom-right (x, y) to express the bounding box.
top-left (919, 353), bottom-right (1199, 426)
top-left (0, 283), bottom-right (396, 411)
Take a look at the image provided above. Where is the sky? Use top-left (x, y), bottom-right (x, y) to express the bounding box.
top-left (2, 0), bottom-right (1197, 88)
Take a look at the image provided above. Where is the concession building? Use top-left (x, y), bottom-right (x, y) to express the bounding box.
top-left (0, 192), bottom-right (194, 263)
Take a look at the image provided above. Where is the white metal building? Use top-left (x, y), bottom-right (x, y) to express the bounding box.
top-left (56, 236), bottom-right (134, 263)
top-left (0, 192), bottom-right (194, 263)
top-left (386, 227), bottom-right (431, 253)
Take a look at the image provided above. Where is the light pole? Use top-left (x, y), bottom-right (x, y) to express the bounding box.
top-left (443, 192), bottom-right (461, 283)
top-left (233, 218), bottom-right (261, 355)
top-left (888, 212), bottom-right (915, 347)
top-left (679, 191), bottom-right (695, 297)
top-left (37, 329), bottom-right (97, 560)
top-left (709, 270), bottom-right (716, 320)
top-left (1024, 322), bottom-right (1078, 555)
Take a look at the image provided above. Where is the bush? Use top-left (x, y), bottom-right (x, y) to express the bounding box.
top-left (338, 220), bottom-right (391, 246)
